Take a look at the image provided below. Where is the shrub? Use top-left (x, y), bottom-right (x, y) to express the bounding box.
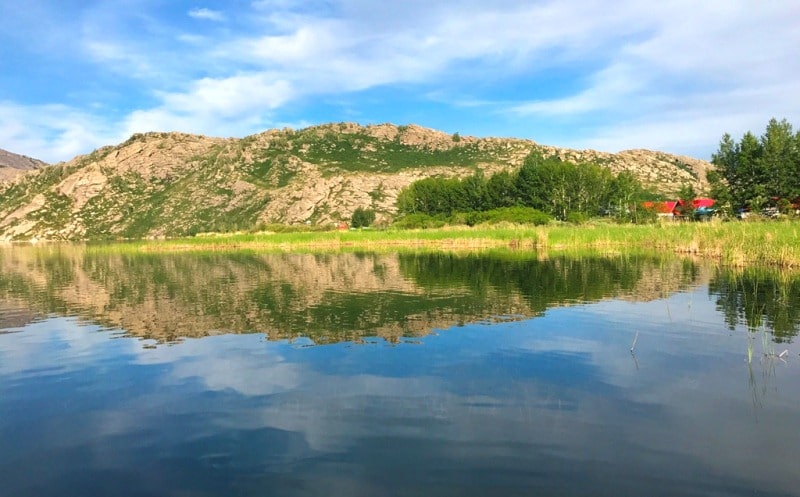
top-left (474, 207), bottom-right (552, 226)
top-left (625, 206), bottom-right (659, 224)
top-left (565, 212), bottom-right (588, 224)
top-left (351, 207), bottom-right (376, 228)
top-left (449, 211), bottom-right (480, 226)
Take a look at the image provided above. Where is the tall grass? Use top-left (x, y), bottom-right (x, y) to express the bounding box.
top-left (84, 220), bottom-right (800, 268)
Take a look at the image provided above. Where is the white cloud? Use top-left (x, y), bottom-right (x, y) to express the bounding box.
top-left (497, 0), bottom-right (800, 155)
top-left (241, 24), bottom-right (345, 65)
top-left (2, 0), bottom-right (799, 161)
top-left (577, 105), bottom-right (778, 159)
top-left (0, 102), bottom-right (119, 163)
top-left (176, 33), bottom-right (207, 45)
top-left (512, 63), bottom-right (644, 116)
top-left (136, 338), bottom-right (305, 397)
top-left (83, 39), bottom-right (154, 76)
top-left (121, 73), bottom-right (294, 137)
top-left (163, 74), bottom-right (294, 115)
top-left (188, 8), bottom-right (226, 22)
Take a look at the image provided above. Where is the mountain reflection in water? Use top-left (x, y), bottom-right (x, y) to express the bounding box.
top-left (0, 247), bottom-right (708, 343)
top-left (1, 246), bottom-right (798, 343)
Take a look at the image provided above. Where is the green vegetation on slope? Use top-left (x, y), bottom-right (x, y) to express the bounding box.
top-left (0, 163), bottom-right (80, 215)
top-left (290, 127), bottom-right (508, 174)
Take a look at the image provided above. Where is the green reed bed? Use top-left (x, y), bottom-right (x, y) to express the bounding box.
top-left (535, 221), bottom-right (799, 266)
top-left (83, 220), bottom-right (800, 268)
top-left (131, 226), bottom-right (540, 250)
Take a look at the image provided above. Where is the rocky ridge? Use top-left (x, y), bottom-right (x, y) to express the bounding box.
top-left (0, 123), bottom-right (712, 240)
top-left (0, 148), bottom-right (47, 183)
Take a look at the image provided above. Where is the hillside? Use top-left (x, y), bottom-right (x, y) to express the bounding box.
top-left (0, 148), bottom-right (47, 183)
top-left (0, 123), bottom-right (712, 240)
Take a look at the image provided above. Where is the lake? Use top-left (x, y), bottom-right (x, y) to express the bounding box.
top-left (1, 246), bottom-right (799, 496)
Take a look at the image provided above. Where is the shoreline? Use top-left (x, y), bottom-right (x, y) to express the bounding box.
top-left (92, 221), bottom-right (800, 268)
top-left (4, 220), bottom-right (799, 269)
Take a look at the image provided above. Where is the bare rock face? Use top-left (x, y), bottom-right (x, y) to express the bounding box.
top-left (0, 123), bottom-right (714, 240)
top-left (536, 146), bottom-right (710, 194)
top-left (58, 165), bottom-right (109, 211)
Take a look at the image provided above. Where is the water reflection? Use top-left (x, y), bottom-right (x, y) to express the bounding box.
top-left (1, 246), bottom-right (799, 344)
top-left (0, 246), bottom-right (708, 344)
top-left (0, 246), bottom-right (800, 343)
top-left (710, 267), bottom-right (800, 342)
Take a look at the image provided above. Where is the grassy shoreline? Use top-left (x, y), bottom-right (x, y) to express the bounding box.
top-left (74, 220), bottom-right (800, 268)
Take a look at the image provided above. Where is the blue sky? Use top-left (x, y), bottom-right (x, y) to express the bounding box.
top-left (1, 0), bottom-right (798, 163)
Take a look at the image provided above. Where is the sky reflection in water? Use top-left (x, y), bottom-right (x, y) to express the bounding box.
top-left (1, 251), bottom-right (800, 496)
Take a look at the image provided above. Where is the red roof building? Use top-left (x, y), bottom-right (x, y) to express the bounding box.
top-left (642, 198), bottom-right (716, 219)
top-left (642, 201), bottom-right (678, 215)
top-left (688, 198), bottom-right (715, 209)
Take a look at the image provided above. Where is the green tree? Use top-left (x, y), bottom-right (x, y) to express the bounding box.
top-left (397, 178), bottom-right (447, 215)
top-left (460, 172), bottom-right (488, 212)
top-left (396, 177), bottom-right (468, 216)
top-left (608, 171), bottom-right (647, 221)
top-left (351, 207), bottom-right (376, 228)
top-left (514, 151), bottom-right (613, 220)
top-left (711, 119), bottom-right (800, 212)
top-left (485, 170), bottom-right (518, 209)
top-left (515, 152), bottom-right (569, 217)
top-left (677, 183), bottom-right (697, 219)
top-left (761, 118), bottom-right (798, 200)
top-left (570, 163), bottom-right (613, 216)
top-left (706, 169), bottom-right (733, 217)
top-left (397, 150), bottom-right (658, 224)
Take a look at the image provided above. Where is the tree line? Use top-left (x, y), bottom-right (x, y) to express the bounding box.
top-left (710, 118), bottom-right (800, 214)
top-left (396, 151), bottom-right (654, 222)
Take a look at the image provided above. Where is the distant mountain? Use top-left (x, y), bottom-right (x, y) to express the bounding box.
top-left (0, 148), bottom-right (47, 182)
top-left (0, 123), bottom-right (712, 240)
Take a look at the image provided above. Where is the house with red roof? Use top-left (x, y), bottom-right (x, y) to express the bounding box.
top-left (641, 198), bottom-right (715, 220)
top-left (641, 200), bottom-right (678, 219)
top-left (691, 198), bottom-right (715, 209)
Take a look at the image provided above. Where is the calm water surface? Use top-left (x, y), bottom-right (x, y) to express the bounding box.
top-left (1, 247), bottom-right (799, 496)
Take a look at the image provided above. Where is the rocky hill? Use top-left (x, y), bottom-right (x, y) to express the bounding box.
top-left (0, 148), bottom-right (47, 183)
top-left (0, 123), bottom-right (712, 240)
